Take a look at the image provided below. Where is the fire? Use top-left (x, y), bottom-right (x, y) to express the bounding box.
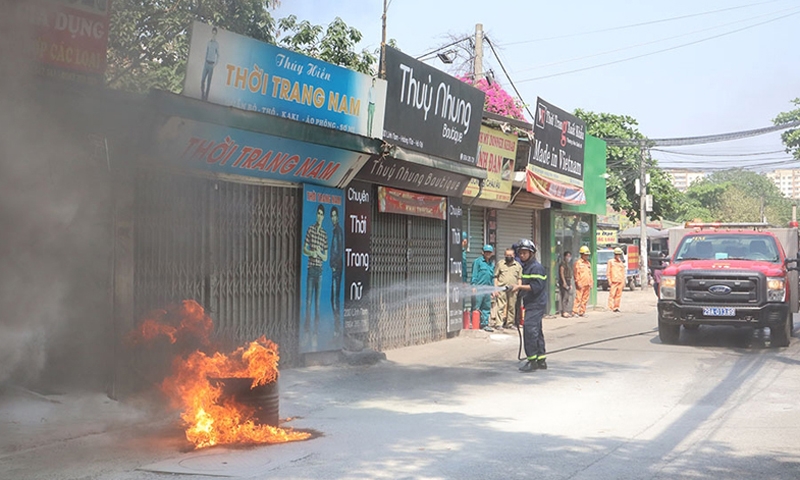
top-left (130, 300), bottom-right (311, 449)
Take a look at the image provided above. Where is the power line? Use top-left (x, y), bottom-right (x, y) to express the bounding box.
top-left (414, 36), bottom-right (472, 60)
top-left (652, 148), bottom-right (786, 157)
top-left (515, 9), bottom-right (800, 83)
top-left (495, 0), bottom-right (784, 47)
top-left (483, 37), bottom-right (536, 121)
top-left (605, 120), bottom-right (800, 147)
top-left (509, 5), bottom-right (796, 75)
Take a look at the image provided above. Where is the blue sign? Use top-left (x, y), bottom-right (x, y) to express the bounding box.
top-left (155, 117), bottom-right (369, 188)
top-left (300, 185), bottom-right (345, 353)
top-left (184, 22), bottom-right (387, 138)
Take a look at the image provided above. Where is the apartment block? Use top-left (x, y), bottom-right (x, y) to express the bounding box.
top-left (664, 169), bottom-right (707, 192)
top-left (765, 169), bottom-right (800, 199)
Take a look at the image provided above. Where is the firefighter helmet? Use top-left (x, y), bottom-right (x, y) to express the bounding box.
top-left (517, 238), bottom-right (537, 254)
top-left (579, 245), bottom-right (591, 255)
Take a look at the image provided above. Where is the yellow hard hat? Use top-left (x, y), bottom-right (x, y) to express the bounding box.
top-left (579, 246), bottom-right (591, 255)
top-left (614, 247), bottom-right (624, 255)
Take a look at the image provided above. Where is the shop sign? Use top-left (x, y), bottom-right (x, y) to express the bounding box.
top-left (17, 0), bottom-right (110, 86)
top-left (382, 46), bottom-right (485, 166)
top-left (463, 126), bottom-right (517, 202)
top-left (377, 186), bottom-right (447, 220)
top-left (355, 155), bottom-right (471, 196)
top-left (486, 209), bottom-right (497, 246)
top-left (447, 197), bottom-right (464, 333)
top-left (343, 181), bottom-right (371, 335)
top-left (526, 97), bottom-right (586, 204)
top-left (155, 116), bottom-right (368, 188)
top-left (184, 22), bottom-right (387, 138)
top-left (300, 184), bottom-right (345, 354)
top-left (597, 229), bottom-right (618, 246)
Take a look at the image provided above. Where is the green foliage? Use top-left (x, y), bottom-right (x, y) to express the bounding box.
top-left (276, 16), bottom-right (376, 75)
top-left (107, 0), bottom-right (278, 93)
top-left (107, 2), bottom-right (375, 93)
top-left (681, 169), bottom-right (793, 225)
top-left (774, 98), bottom-right (800, 159)
top-left (573, 109), bottom-right (682, 222)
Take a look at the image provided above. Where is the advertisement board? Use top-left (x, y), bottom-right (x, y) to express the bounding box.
top-left (17, 0), bottom-right (111, 85)
top-left (447, 197), bottom-right (464, 333)
top-left (343, 181), bottom-right (372, 335)
top-left (377, 186), bottom-right (447, 220)
top-left (526, 97), bottom-right (586, 204)
top-left (462, 126), bottom-right (517, 203)
top-left (300, 185), bottom-right (345, 353)
top-left (382, 46), bottom-right (485, 165)
top-left (155, 116), bottom-right (368, 187)
top-left (184, 22), bottom-right (387, 138)
top-left (355, 155), bottom-right (471, 197)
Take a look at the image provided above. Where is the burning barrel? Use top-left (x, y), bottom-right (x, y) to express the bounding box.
top-left (210, 377), bottom-right (279, 427)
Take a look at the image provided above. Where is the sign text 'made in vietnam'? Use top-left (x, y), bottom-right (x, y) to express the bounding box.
top-left (382, 46), bottom-right (485, 166)
top-left (184, 22), bottom-right (387, 139)
top-left (528, 97), bottom-right (586, 183)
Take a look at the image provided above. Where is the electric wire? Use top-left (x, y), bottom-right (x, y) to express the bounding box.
top-left (510, 5), bottom-right (797, 75)
top-left (516, 9), bottom-right (800, 83)
top-left (415, 36), bottom-right (472, 60)
top-left (495, 0), bottom-right (784, 46)
top-left (483, 37), bottom-right (537, 121)
top-left (651, 148), bottom-right (786, 157)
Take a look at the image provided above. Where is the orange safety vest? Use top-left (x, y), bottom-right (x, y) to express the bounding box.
top-left (574, 258), bottom-right (593, 288)
top-left (607, 258), bottom-right (626, 284)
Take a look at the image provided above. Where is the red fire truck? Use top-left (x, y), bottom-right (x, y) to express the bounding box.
top-left (658, 223), bottom-right (799, 347)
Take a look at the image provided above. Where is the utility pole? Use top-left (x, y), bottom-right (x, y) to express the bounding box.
top-left (639, 144), bottom-right (648, 291)
top-left (380, 0), bottom-right (387, 78)
top-left (474, 23), bottom-right (483, 81)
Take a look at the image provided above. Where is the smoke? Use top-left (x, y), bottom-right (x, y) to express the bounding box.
top-left (0, 0), bottom-right (114, 390)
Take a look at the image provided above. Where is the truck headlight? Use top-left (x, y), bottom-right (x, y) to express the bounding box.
top-left (661, 276), bottom-right (676, 300)
top-left (767, 277), bottom-right (786, 302)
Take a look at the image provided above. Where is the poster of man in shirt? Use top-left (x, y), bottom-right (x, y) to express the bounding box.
top-left (300, 185), bottom-right (345, 353)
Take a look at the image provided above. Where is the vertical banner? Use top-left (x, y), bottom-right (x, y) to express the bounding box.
top-left (344, 181), bottom-right (372, 335)
top-left (486, 209), bottom-right (498, 247)
top-left (300, 184), bottom-right (345, 353)
top-left (447, 197), bottom-right (464, 333)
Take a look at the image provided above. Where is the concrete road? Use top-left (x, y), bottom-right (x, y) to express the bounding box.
top-left (3, 288), bottom-right (800, 479)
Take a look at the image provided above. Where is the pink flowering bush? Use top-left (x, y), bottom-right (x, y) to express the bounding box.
top-left (459, 75), bottom-right (527, 121)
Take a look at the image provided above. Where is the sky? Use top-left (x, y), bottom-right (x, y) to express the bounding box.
top-left (272, 0), bottom-right (800, 172)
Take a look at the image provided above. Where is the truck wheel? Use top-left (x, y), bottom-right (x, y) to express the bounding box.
top-left (658, 315), bottom-right (680, 344)
top-left (602, 284), bottom-right (608, 291)
top-left (770, 311), bottom-right (792, 348)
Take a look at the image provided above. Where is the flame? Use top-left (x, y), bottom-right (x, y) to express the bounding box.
top-left (130, 300), bottom-right (311, 449)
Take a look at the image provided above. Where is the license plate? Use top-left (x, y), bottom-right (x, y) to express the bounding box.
top-left (703, 307), bottom-right (735, 317)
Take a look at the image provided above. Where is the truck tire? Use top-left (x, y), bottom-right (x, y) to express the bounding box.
top-left (658, 314), bottom-right (680, 344)
top-left (770, 311), bottom-right (792, 348)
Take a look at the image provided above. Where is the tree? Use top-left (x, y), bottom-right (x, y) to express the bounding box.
top-left (107, 2), bottom-right (375, 93)
top-left (682, 169), bottom-right (792, 225)
top-left (107, 0), bottom-right (279, 93)
top-left (276, 16), bottom-right (376, 75)
top-left (774, 98), bottom-right (800, 159)
top-left (573, 110), bottom-right (682, 222)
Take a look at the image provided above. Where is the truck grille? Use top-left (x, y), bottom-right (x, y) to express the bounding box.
top-left (679, 271), bottom-right (762, 304)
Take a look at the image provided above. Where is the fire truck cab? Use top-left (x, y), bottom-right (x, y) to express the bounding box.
top-left (658, 223), bottom-right (800, 347)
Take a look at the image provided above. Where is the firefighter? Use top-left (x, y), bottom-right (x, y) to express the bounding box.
top-left (607, 247), bottom-right (626, 312)
top-left (511, 239), bottom-right (548, 372)
top-left (572, 245), bottom-right (593, 317)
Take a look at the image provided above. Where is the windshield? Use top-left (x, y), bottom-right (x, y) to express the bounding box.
top-left (597, 251), bottom-right (615, 264)
top-left (674, 234), bottom-right (780, 263)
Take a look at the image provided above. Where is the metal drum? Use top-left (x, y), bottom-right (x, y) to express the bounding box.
top-left (210, 377), bottom-right (279, 426)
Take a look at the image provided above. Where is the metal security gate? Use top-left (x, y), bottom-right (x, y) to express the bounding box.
top-left (133, 172), bottom-right (301, 364)
top-left (369, 206), bottom-right (448, 350)
top-left (464, 205), bottom-right (486, 281)
top-left (497, 207), bottom-right (534, 254)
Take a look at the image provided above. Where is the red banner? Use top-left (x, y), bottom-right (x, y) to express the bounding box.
top-left (526, 167), bottom-right (586, 205)
top-left (18, 1), bottom-right (110, 85)
top-left (377, 186), bottom-right (447, 220)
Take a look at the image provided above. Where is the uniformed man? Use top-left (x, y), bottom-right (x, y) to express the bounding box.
top-left (493, 248), bottom-right (522, 329)
top-left (572, 245), bottom-right (593, 317)
top-left (512, 239), bottom-right (548, 372)
top-left (471, 245), bottom-right (496, 331)
top-left (607, 247), bottom-right (626, 312)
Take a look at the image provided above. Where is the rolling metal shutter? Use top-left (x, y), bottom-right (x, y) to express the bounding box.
top-left (464, 205), bottom-right (485, 281)
top-left (497, 207), bottom-right (534, 255)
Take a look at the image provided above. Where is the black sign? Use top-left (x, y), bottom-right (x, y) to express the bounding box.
top-left (383, 46), bottom-right (485, 166)
top-left (528, 97), bottom-right (586, 181)
top-left (343, 181), bottom-right (372, 334)
top-left (447, 197), bottom-right (464, 333)
top-left (356, 155), bottom-right (471, 197)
